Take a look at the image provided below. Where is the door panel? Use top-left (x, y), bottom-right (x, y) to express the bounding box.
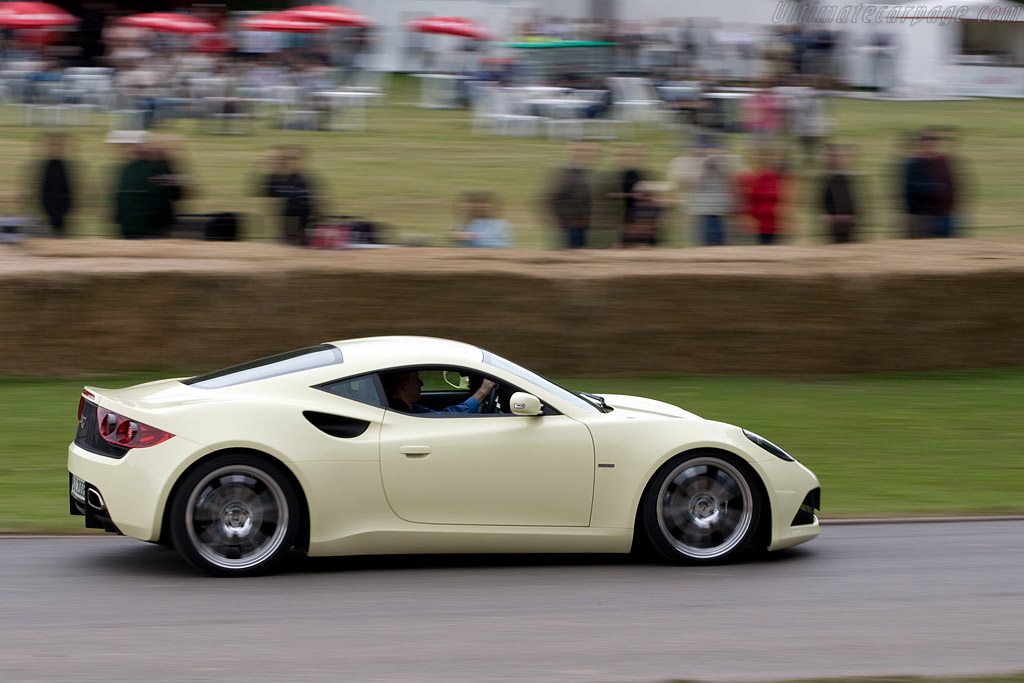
top-left (380, 412), bottom-right (595, 526)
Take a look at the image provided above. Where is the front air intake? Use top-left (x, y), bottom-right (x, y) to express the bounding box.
top-left (791, 487), bottom-right (821, 526)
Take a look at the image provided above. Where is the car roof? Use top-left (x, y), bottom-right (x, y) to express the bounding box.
top-left (324, 336), bottom-right (485, 373)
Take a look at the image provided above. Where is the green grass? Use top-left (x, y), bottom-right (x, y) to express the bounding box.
top-left (3, 368), bottom-right (1023, 532)
top-left (2, 76), bottom-right (1023, 247)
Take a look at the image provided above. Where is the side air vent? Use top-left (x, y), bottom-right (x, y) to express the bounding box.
top-left (303, 411), bottom-right (370, 439)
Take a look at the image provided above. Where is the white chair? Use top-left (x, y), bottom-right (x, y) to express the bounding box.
top-left (24, 79), bottom-right (72, 126)
top-left (272, 85), bottom-right (319, 131)
top-left (490, 88), bottom-right (543, 138)
top-left (236, 85), bottom-right (274, 125)
top-left (575, 89), bottom-right (621, 140)
top-left (470, 84), bottom-right (501, 135)
top-left (608, 77), bottom-right (668, 126)
top-left (341, 69), bottom-right (387, 105)
top-left (542, 98), bottom-right (587, 141)
top-left (316, 90), bottom-right (375, 132)
top-left (106, 90), bottom-right (146, 131)
top-left (68, 72), bottom-right (117, 115)
top-left (412, 73), bottom-right (464, 109)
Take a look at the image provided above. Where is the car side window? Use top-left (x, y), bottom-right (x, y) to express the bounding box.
top-left (318, 374), bottom-right (385, 408)
top-left (379, 366), bottom-right (553, 417)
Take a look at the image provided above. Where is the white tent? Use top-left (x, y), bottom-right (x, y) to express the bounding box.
top-left (827, 0), bottom-right (1024, 97)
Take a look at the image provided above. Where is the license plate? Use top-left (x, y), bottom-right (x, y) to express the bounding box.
top-left (71, 475), bottom-right (86, 502)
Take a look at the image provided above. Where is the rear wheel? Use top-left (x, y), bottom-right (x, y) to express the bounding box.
top-left (642, 451), bottom-right (761, 565)
top-left (169, 454), bottom-right (299, 577)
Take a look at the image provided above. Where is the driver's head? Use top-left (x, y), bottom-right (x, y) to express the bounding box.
top-left (383, 370), bottom-right (422, 407)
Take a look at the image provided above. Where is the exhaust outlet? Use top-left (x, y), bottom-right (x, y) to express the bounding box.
top-left (86, 488), bottom-right (105, 511)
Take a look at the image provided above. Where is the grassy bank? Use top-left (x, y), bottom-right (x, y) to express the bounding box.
top-left (2, 367), bottom-right (1022, 532)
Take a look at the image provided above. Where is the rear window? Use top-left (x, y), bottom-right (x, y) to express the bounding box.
top-left (183, 344), bottom-right (343, 389)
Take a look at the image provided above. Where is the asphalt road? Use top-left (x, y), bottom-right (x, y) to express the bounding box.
top-left (2, 521), bottom-right (1023, 683)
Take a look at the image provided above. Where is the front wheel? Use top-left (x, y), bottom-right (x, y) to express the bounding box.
top-left (169, 454), bottom-right (300, 577)
top-left (642, 451), bottom-right (761, 565)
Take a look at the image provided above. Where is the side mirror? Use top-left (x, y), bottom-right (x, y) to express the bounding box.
top-left (509, 392), bottom-right (543, 416)
top-left (442, 370), bottom-right (469, 389)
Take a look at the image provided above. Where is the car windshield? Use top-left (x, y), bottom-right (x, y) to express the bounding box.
top-left (183, 344), bottom-right (344, 389)
top-left (482, 351), bottom-right (603, 413)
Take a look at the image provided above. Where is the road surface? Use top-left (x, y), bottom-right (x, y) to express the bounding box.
top-left (2, 521), bottom-right (1023, 682)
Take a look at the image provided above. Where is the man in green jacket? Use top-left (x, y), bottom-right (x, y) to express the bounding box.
top-left (111, 131), bottom-right (182, 239)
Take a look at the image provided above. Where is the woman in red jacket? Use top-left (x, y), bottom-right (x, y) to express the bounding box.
top-left (740, 147), bottom-right (787, 244)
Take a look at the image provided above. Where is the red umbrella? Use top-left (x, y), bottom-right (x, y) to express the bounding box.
top-left (237, 12), bottom-right (329, 33)
top-left (280, 5), bottom-right (374, 28)
top-left (406, 16), bottom-right (493, 41)
top-left (0, 2), bottom-right (78, 28)
top-left (115, 13), bottom-right (217, 35)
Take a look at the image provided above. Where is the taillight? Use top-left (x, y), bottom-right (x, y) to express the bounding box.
top-left (79, 390), bottom-right (95, 421)
top-left (96, 407), bottom-right (174, 449)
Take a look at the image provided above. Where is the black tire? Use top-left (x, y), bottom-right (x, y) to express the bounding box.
top-left (169, 453), bottom-right (300, 577)
top-left (642, 450), bottom-right (761, 565)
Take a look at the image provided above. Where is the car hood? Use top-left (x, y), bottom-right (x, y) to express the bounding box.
top-left (600, 394), bottom-right (701, 419)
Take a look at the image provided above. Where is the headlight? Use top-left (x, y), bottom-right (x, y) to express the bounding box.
top-left (743, 429), bottom-right (795, 462)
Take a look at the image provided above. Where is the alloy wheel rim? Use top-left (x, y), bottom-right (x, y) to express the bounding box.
top-left (656, 457), bottom-right (753, 559)
top-left (185, 465), bottom-right (289, 570)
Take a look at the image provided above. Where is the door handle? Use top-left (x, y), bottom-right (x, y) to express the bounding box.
top-left (399, 445), bottom-right (431, 457)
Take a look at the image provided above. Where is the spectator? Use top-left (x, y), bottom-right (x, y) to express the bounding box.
top-left (668, 133), bottom-right (740, 246)
top-left (821, 143), bottom-right (859, 243)
top-left (147, 135), bottom-right (187, 238)
top-left (264, 145), bottom-right (315, 246)
top-left (904, 132), bottom-right (952, 239)
top-left (931, 126), bottom-right (959, 238)
top-left (622, 181), bottom-right (667, 247)
top-left (110, 130), bottom-right (178, 239)
top-left (612, 144), bottom-right (647, 235)
top-left (791, 75), bottom-right (830, 165)
top-left (450, 192), bottom-right (512, 248)
top-left (742, 82), bottom-right (784, 141)
top-left (37, 133), bottom-right (74, 238)
top-left (740, 145), bottom-right (787, 245)
top-left (895, 131), bottom-right (923, 238)
top-left (548, 140), bottom-right (600, 249)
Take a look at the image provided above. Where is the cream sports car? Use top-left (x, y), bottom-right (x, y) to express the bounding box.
top-left (68, 336), bottom-right (820, 576)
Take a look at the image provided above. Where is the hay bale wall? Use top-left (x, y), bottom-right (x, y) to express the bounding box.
top-left (2, 239), bottom-right (1023, 376)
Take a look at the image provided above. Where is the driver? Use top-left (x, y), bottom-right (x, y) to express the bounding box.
top-left (382, 370), bottom-right (497, 414)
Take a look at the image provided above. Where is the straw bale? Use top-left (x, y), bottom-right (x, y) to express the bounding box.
top-left (1, 239), bottom-right (1023, 376)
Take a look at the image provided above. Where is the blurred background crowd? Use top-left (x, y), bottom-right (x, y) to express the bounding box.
top-left (0, 0), bottom-right (1010, 249)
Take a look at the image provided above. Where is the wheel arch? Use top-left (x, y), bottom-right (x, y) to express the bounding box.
top-left (630, 446), bottom-right (772, 554)
top-left (158, 447), bottom-right (311, 553)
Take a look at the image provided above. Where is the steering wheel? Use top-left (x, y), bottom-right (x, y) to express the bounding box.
top-left (479, 384), bottom-right (499, 414)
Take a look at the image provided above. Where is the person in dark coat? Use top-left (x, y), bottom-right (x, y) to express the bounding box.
top-left (903, 130), bottom-right (959, 239)
top-left (930, 126), bottom-right (958, 238)
top-left (147, 135), bottom-right (186, 238)
top-left (38, 133), bottom-right (74, 237)
top-left (821, 143), bottom-right (859, 243)
top-left (111, 131), bottom-right (175, 239)
top-left (903, 132), bottom-right (944, 239)
top-left (548, 141), bottom-right (600, 249)
top-left (264, 146), bottom-right (314, 247)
